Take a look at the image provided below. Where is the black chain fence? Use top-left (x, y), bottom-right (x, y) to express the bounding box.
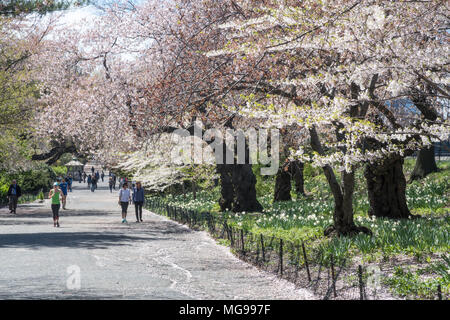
top-left (145, 198), bottom-right (404, 300)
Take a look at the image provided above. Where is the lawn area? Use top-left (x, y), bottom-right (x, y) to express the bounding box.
top-left (148, 159), bottom-right (450, 299)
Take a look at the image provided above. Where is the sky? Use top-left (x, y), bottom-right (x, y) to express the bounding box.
top-left (53, 0), bottom-right (146, 28)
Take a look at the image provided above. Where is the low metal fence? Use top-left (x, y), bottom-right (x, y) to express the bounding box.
top-left (145, 198), bottom-right (386, 300)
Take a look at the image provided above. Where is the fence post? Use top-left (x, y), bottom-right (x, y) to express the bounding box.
top-left (295, 245), bottom-right (300, 282)
top-left (256, 236), bottom-right (260, 263)
top-left (279, 239), bottom-right (283, 276)
top-left (230, 227), bottom-right (234, 247)
top-left (437, 284), bottom-right (442, 300)
top-left (358, 265), bottom-right (364, 300)
top-left (240, 229), bottom-right (245, 254)
top-left (260, 234), bottom-right (265, 262)
top-left (302, 242), bottom-right (311, 282)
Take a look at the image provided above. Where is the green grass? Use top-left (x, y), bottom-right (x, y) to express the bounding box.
top-left (384, 258), bottom-right (450, 300)
top-left (147, 159), bottom-right (450, 299)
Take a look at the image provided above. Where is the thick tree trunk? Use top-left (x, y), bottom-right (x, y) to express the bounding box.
top-left (365, 156), bottom-right (411, 219)
top-left (217, 163), bottom-right (262, 212)
top-left (408, 91), bottom-right (439, 182)
top-left (409, 145), bottom-right (438, 182)
top-left (232, 164), bottom-right (263, 212)
top-left (274, 165), bottom-right (292, 202)
top-left (192, 180), bottom-right (197, 200)
top-left (291, 160), bottom-right (305, 196)
top-left (182, 181), bottom-right (186, 200)
top-left (218, 164), bottom-right (234, 211)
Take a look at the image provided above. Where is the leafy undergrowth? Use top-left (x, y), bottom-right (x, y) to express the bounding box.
top-left (148, 160), bottom-right (450, 299)
top-left (383, 254), bottom-right (450, 300)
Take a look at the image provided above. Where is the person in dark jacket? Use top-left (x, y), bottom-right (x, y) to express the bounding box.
top-left (91, 175), bottom-right (97, 192)
top-left (7, 180), bottom-right (22, 214)
top-left (108, 177), bottom-right (114, 193)
top-left (132, 181), bottom-right (145, 222)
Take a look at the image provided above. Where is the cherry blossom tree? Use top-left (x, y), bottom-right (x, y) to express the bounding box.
top-left (32, 0), bottom-right (449, 236)
top-left (198, 0), bottom-right (449, 234)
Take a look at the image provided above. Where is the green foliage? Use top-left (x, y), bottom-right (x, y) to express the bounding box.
top-left (53, 153), bottom-right (75, 166)
top-left (0, 19), bottom-right (39, 170)
top-left (0, 0), bottom-right (89, 16)
top-left (51, 165), bottom-right (67, 177)
top-left (252, 162), bottom-right (277, 198)
top-left (0, 163), bottom-right (56, 201)
top-left (384, 264), bottom-right (449, 300)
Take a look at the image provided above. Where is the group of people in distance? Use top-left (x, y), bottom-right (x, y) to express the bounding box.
top-left (85, 167), bottom-right (105, 192)
top-left (5, 168), bottom-right (146, 227)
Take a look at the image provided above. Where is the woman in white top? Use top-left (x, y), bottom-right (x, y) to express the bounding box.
top-left (118, 183), bottom-right (131, 223)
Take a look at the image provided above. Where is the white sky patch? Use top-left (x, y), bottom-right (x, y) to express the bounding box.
top-left (57, 5), bottom-right (101, 26)
top-left (49, 5), bottom-right (102, 31)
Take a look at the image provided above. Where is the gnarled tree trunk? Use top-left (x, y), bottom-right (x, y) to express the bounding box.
top-left (218, 164), bottom-right (234, 211)
top-left (291, 160), bottom-right (305, 196)
top-left (409, 90), bottom-right (439, 182)
top-left (365, 156), bottom-right (410, 219)
top-left (232, 164), bottom-right (263, 212)
top-left (310, 126), bottom-right (371, 236)
top-left (409, 145), bottom-right (438, 182)
top-left (217, 149), bottom-right (262, 213)
top-left (274, 165), bottom-right (292, 202)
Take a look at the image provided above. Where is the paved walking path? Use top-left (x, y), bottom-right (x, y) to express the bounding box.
top-left (0, 180), bottom-right (316, 299)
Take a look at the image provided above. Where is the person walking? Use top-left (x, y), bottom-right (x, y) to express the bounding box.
top-left (67, 175), bottom-right (73, 192)
top-left (83, 172), bottom-right (87, 183)
top-left (59, 178), bottom-right (68, 210)
top-left (112, 173), bottom-right (117, 190)
top-left (101, 170), bottom-right (105, 182)
top-left (48, 182), bottom-right (62, 227)
top-left (78, 170), bottom-right (82, 183)
top-left (108, 177), bottom-right (114, 193)
top-left (132, 181), bottom-right (144, 222)
top-left (118, 183), bottom-right (131, 223)
top-left (87, 174), bottom-right (92, 189)
top-left (91, 166), bottom-right (95, 175)
top-left (7, 180), bottom-right (22, 214)
top-left (91, 175), bottom-right (97, 192)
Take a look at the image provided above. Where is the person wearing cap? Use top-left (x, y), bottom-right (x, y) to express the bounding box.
top-left (48, 182), bottom-right (63, 227)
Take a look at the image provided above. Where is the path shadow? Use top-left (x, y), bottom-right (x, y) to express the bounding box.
top-left (0, 210), bottom-right (113, 220)
top-left (0, 231), bottom-right (156, 250)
